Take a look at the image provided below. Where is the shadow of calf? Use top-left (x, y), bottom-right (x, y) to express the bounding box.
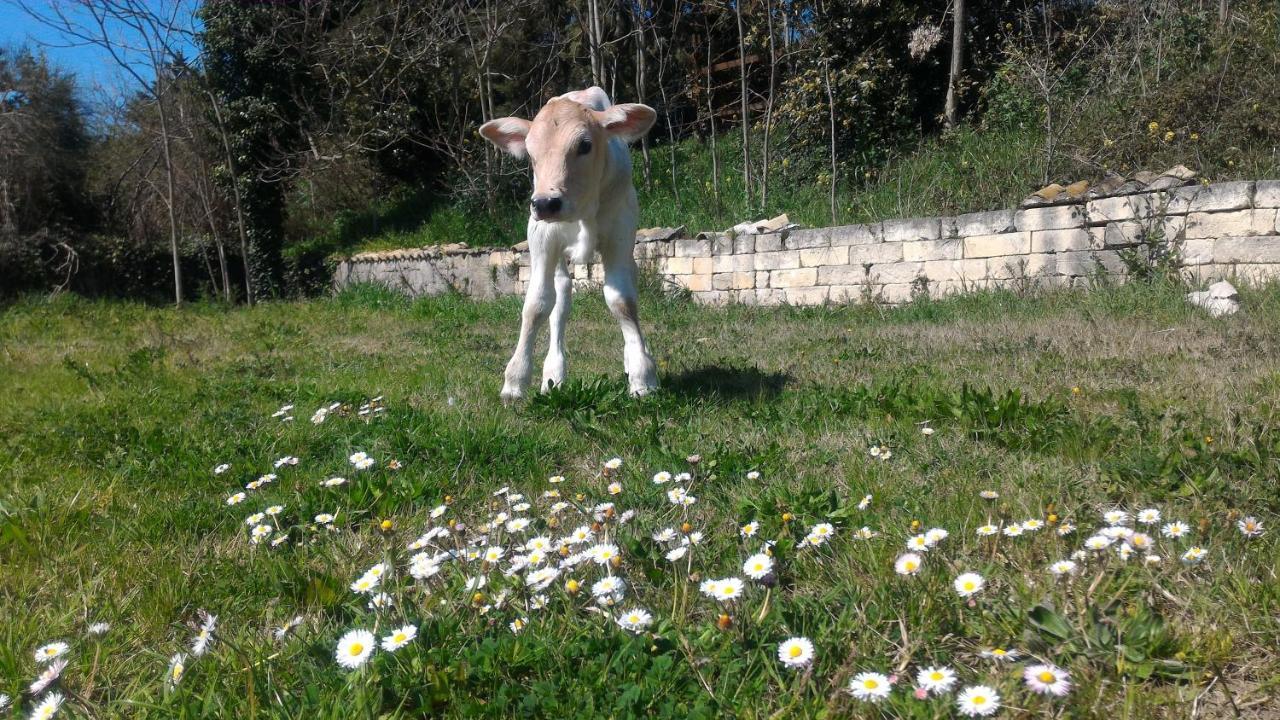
top-left (662, 363), bottom-right (791, 401)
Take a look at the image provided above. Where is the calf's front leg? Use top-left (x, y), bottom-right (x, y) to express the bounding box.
top-left (501, 244), bottom-right (557, 404)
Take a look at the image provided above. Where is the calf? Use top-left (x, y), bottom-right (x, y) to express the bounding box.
top-left (479, 87), bottom-right (659, 403)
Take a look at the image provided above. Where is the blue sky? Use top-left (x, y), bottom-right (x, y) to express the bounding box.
top-left (1, 0), bottom-right (200, 96)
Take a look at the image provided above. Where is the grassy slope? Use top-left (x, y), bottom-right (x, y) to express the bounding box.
top-left (1, 282), bottom-right (1279, 718)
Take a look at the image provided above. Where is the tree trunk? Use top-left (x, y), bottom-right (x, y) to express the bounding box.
top-left (706, 35), bottom-right (721, 216)
top-left (208, 92), bottom-right (254, 304)
top-left (761, 0), bottom-right (777, 210)
top-left (154, 73), bottom-right (183, 305)
top-left (735, 0), bottom-right (751, 206)
top-left (635, 11), bottom-right (651, 190)
top-left (823, 58), bottom-right (837, 224)
top-left (945, 0), bottom-right (965, 128)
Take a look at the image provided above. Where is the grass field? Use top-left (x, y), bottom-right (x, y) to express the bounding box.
top-left (2, 281), bottom-right (1279, 718)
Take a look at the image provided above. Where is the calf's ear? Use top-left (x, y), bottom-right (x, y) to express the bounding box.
top-left (595, 103), bottom-right (657, 143)
top-left (479, 117), bottom-right (532, 158)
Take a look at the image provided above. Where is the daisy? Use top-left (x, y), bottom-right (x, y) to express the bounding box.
top-left (273, 455), bottom-right (298, 468)
top-left (743, 553), bottom-right (774, 580)
top-left (569, 525), bottom-right (594, 545)
top-left (430, 504), bottom-right (447, 517)
top-left (315, 513), bottom-right (335, 524)
top-left (1022, 519), bottom-right (1044, 531)
top-left (0, 695), bottom-right (7, 712)
top-left (747, 470), bottom-right (761, 480)
top-left (509, 618), bottom-right (528, 634)
top-left (895, 553), bottom-right (923, 575)
top-left (1057, 522), bottom-right (1076, 535)
top-left (666, 487), bottom-right (688, 505)
top-left (592, 576), bottom-right (626, 599)
top-left (226, 492), bottom-right (246, 506)
top-left (849, 672), bottom-right (892, 702)
top-left (335, 629), bottom-right (375, 669)
top-left (271, 404), bottom-right (293, 417)
top-left (1103, 509), bottom-right (1130, 525)
top-left (504, 518), bottom-right (531, 534)
top-left (192, 626), bottom-right (214, 656)
top-left (616, 608), bottom-right (653, 633)
top-left (245, 512), bottom-right (265, 526)
top-left (1101, 526), bottom-right (1134, 540)
top-left (1161, 521), bottom-right (1189, 538)
top-left (674, 472), bottom-right (692, 482)
top-left (381, 625), bottom-right (417, 652)
top-left (483, 546), bottom-right (505, 563)
top-left (368, 592), bottom-right (393, 609)
top-left (855, 526), bottom-right (877, 539)
top-left (715, 577), bottom-right (745, 602)
top-left (167, 653), bottom-right (186, 686)
top-left (740, 521), bottom-right (759, 538)
top-left (274, 616), bottom-right (304, 640)
top-left (550, 501), bottom-right (569, 513)
top-left (976, 524), bottom-right (998, 537)
top-left (1024, 664), bottom-right (1071, 696)
top-left (526, 567), bottom-right (559, 590)
top-left (350, 573), bottom-right (380, 594)
top-left (1116, 543), bottom-right (1135, 561)
top-left (1145, 554), bottom-right (1162, 565)
top-left (699, 579), bottom-right (721, 597)
top-left (979, 490), bottom-right (999, 500)
top-left (1182, 547), bottom-right (1208, 564)
top-left (1131, 532), bottom-right (1154, 550)
top-left (1084, 534), bottom-right (1113, 550)
top-left (28, 659), bottom-right (66, 694)
top-left (589, 543), bottom-right (619, 565)
top-left (665, 546), bottom-right (688, 562)
top-left (1049, 559), bottom-right (1078, 576)
top-left (858, 494), bottom-right (873, 510)
top-left (512, 502), bottom-right (531, 512)
top-left (980, 647), bottom-right (1020, 661)
top-left (810, 523), bottom-right (835, 540)
top-left (1002, 524), bottom-right (1024, 538)
top-left (777, 637), bottom-right (814, 668)
top-left (530, 594), bottom-right (549, 610)
top-left (652, 471), bottom-right (672, 484)
top-left (29, 693), bottom-right (63, 720)
top-left (548, 475), bottom-right (565, 484)
top-left (265, 505), bottom-right (284, 516)
top-left (1136, 508), bottom-right (1161, 524)
top-left (956, 685), bottom-right (1000, 717)
top-left (366, 562), bottom-right (387, 578)
top-left (925, 527), bottom-right (949, 543)
top-left (603, 457), bottom-right (622, 471)
top-left (214, 463), bottom-right (231, 475)
top-left (907, 534), bottom-right (932, 551)
top-left (250, 524), bottom-right (272, 544)
top-left (35, 642), bottom-right (69, 664)
top-left (526, 536), bottom-right (552, 552)
top-left (916, 665), bottom-right (957, 695)
top-left (1238, 516), bottom-right (1264, 537)
top-left (954, 572), bottom-right (985, 597)
top-left (921, 426), bottom-right (935, 436)
top-left (87, 622), bottom-right (110, 636)
top-left (607, 482), bottom-right (622, 495)
top-left (652, 528), bottom-right (677, 543)
top-left (323, 477), bottom-right (347, 487)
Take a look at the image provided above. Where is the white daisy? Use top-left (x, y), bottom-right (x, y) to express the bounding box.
top-left (381, 625), bottom-right (417, 652)
top-left (743, 553), bottom-right (774, 580)
top-left (746, 470), bottom-right (761, 480)
top-left (323, 477), bottom-right (347, 487)
top-left (849, 671), bottom-right (892, 702)
top-left (29, 692), bottom-right (63, 720)
top-left (976, 524), bottom-right (998, 537)
top-left (777, 637), bottom-right (814, 668)
top-left (1002, 524), bottom-right (1024, 538)
top-left (315, 513), bottom-right (335, 524)
top-left (925, 527), bottom-right (949, 543)
top-left (1181, 546), bottom-right (1208, 564)
top-left (652, 528), bottom-right (677, 543)
top-left (907, 534), bottom-right (932, 551)
top-left (1049, 559), bottom-right (1078, 576)
top-left (714, 577), bottom-right (745, 602)
top-left (916, 665), bottom-right (956, 695)
top-left (665, 546), bottom-right (688, 562)
top-left (616, 608), bottom-right (653, 633)
top-left (1022, 519), bottom-right (1044, 531)
top-left (1161, 521), bottom-right (1189, 538)
top-left (226, 492), bottom-right (246, 506)
top-left (740, 521), bottom-right (759, 538)
top-left (350, 573), bottom-right (380, 594)
top-left (589, 543), bottom-right (619, 565)
top-left (1103, 509), bottom-right (1130, 525)
top-left (895, 553), bottom-right (923, 575)
top-left (335, 629), bottom-right (375, 669)
top-left (953, 572), bottom-right (985, 597)
top-left (1238, 516), bottom-right (1264, 537)
top-left (1084, 534), bottom-right (1113, 550)
top-left (35, 642), bottom-right (69, 664)
top-left (167, 653), bottom-right (186, 686)
top-left (506, 518), bottom-right (531, 533)
top-left (87, 622), bottom-right (110, 636)
top-left (28, 659), bottom-right (66, 694)
top-left (214, 463), bottom-right (231, 475)
top-left (858, 494), bottom-right (873, 510)
top-left (980, 647), bottom-right (1020, 661)
top-left (956, 685), bottom-right (1000, 716)
top-left (367, 592), bottom-right (393, 609)
top-left (548, 475), bottom-right (565, 484)
top-left (1024, 664), bottom-right (1071, 696)
top-left (1136, 508), bottom-right (1161, 524)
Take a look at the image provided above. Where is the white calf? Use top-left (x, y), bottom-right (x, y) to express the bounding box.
top-left (479, 87), bottom-right (659, 403)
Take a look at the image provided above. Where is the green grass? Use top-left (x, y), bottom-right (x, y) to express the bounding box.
top-left (325, 125), bottom-right (1047, 259)
top-left (2, 281), bottom-right (1279, 718)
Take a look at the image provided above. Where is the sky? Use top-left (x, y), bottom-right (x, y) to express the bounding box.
top-left (1, 0), bottom-right (201, 97)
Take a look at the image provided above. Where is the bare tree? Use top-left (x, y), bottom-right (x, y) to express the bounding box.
top-left (734, 0), bottom-right (752, 206)
top-left (18, 0), bottom-right (197, 304)
top-left (945, 0), bottom-right (965, 128)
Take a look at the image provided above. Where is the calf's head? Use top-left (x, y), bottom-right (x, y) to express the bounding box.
top-left (479, 93), bottom-right (655, 222)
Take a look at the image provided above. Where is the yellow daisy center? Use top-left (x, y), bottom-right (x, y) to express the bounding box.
top-left (930, 672), bottom-right (943, 681)
top-left (789, 646), bottom-right (803, 658)
top-left (973, 695), bottom-right (988, 705)
top-left (1038, 671), bottom-right (1055, 683)
top-left (723, 587), bottom-right (734, 596)
top-left (905, 561), bottom-right (917, 571)
top-left (963, 582), bottom-right (975, 591)
top-left (394, 633), bottom-right (406, 643)
top-left (349, 643), bottom-right (364, 656)
top-left (993, 649), bottom-right (1006, 656)
top-left (864, 679), bottom-right (878, 689)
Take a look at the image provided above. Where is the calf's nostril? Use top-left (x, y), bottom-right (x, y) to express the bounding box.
top-left (546, 197), bottom-right (562, 213)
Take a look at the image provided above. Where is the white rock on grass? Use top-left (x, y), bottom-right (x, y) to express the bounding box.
top-left (1187, 280), bottom-right (1239, 317)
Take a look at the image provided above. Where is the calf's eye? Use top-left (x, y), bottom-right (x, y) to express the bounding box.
top-left (577, 138), bottom-right (592, 155)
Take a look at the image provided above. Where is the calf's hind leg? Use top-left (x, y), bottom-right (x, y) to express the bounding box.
top-left (600, 247), bottom-right (658, 396)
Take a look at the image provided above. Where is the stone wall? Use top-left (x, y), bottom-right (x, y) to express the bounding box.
top-left (334, 180), bottom-right (1280, 305)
